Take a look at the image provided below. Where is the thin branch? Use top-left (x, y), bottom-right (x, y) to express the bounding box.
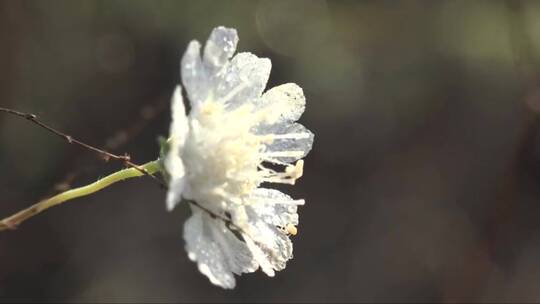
top-left (0, 106), bottom-right (165, 187)
top-left (51, 98), bottom-right (169, 194)
top-left (185, 199), bottom-right (240, 230)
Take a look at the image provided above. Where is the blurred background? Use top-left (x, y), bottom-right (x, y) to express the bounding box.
top-left (3, 0), bottom-right (540, 302)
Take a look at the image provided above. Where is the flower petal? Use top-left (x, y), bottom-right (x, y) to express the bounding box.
top-left (237, 189), bottom-right (303, 275)
top-left (181, 41), bottom-right (209, 108)
top-left (165, 85), bottom-right (189, 210)
top-left (258, 83), bottom-right (306, 124)
top-left (243, 235), bottom-right (276, 277)
top-left (183, 208), bottom-right (257, 289)
top-left (249, 188), bottom-right (304, 227)
top-left (243, 207), bottom-right (294, 273)
top-left (260, 123), bottom-right (315, 163)
top-left (214, 52), bottom-right (271, 110)
top-left (203, 26), bottom-right (238, 71)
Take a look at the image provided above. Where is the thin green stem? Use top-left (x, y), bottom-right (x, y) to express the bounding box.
top-left (0, 160), bottom-right (161, 231)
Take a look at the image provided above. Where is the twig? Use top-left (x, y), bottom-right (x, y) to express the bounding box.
top-left (185, 199), bottom-right (239, 230)
top-left (51, 98), bottom-right (170, 194)
top-left (0, 107), bottom-right (165, 187)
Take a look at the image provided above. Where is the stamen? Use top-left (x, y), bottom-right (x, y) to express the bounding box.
top-left (260, 157), bottom-right (289, 166)
top-left (257, 160), bottom-right (304, 185)
top-left (287, 160), bottom-right (304, 180)
top-left (261, 177), bottom-right (296, 185)
top-left (270, 132), bottom-right (311, 140)
top-left (278, 224), bottom-right (298, 236)
top-left (262, 151), bottom-right (305, 158)
top-left (271, 199), bottom-right (305, 206)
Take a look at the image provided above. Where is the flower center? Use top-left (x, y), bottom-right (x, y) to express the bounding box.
top-left (181, 101), bottom-right (263, 210)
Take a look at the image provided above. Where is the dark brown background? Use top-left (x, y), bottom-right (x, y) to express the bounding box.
top-left (2, 0), bottom-right (540, 302)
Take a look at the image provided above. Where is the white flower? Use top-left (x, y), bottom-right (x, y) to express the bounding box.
top-left (164, 26), bottom-right (314, 289)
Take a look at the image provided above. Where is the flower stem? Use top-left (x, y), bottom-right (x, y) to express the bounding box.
top-left (0, 160), bottom-right (161, 231)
